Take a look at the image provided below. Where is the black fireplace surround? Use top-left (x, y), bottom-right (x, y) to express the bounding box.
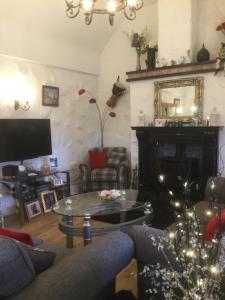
top-left (132, 126), bottom-right (220, 201)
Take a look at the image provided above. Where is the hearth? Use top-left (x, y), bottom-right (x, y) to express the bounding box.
top-left (132, 126), bottom-right (220, 202)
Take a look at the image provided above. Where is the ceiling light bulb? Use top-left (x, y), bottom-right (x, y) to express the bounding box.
top-left (82, 0), bottom-right (93, 11)
top-left (127, 0), bottom-right (137, 7)
top-left (107, 0), bottom-right (117, 12)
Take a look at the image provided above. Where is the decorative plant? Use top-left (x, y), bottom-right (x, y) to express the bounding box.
top-left (124, 27), bottom-right (150, 71)
top-left (141, 175), bottom-right (225, 299)
top-left (215, 22), bottom-right (225, 75)
top-left (124, 27), bottom-right (157, 70)
top-left (216, 22), bottom-right (225, 36)
top-left (78, 77), bottom-right (126, 147)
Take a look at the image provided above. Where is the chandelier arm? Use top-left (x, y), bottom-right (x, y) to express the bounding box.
top-left (123, 7), bottom-right (136, 20)
top-left (109, 14), bottom-right (114, 26)
top-left (85, 12), bottom-right (93, 25)
top-left (135, 0), bottom-right (143, 11)
top-left (66, 0), bottom-right (81, 19)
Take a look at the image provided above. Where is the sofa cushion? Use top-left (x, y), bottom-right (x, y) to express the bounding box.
top-left (0, 236), bottom-right (35, 298)
top-left (89, 151), bottom-right (108, 169)
top-left (19, 243), bottom-right (56, 274)
top-left (107, 151), bottom-right (126, 167)
top-left (90, 168), bottom-right (117, 182)
top-left (0, 227), bottom-right (34, 246)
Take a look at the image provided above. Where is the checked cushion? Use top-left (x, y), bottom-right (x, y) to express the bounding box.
top-left (90, 168), bottom-right (117, 182)
top-left (107, 151), bottom-right (126, 168)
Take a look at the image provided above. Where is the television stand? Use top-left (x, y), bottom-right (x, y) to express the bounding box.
top-left (0, 170), bottom-right (71, 224)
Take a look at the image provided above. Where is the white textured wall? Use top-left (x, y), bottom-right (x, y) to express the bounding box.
top-left (196, 0), bottom-right (225, 60)
top-left (98, 2), bottom-right (158, 154)
top-left (0, 54), bottom-right (98, 215)
top-left (158, 0), bottom-right (192, 62)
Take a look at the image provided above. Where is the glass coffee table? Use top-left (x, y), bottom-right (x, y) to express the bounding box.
top-left (53, 189), bottom-right (152, 248)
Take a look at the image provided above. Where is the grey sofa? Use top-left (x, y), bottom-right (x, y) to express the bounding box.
top-left (6, 230), bottom-right (134, 300)
top-left (1, 225), bottom-right (164, 300)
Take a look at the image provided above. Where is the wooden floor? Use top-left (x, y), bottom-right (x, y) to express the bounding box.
top-left (5, 212), bottom-right (137, 296)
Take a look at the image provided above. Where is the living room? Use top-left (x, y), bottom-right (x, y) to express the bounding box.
top-left (1, 0), bottom-right (225, 299)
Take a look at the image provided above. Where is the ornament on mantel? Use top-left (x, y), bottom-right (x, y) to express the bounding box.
top-left (197, 44), bottom-right (210, 62)
top-left (137, 110), bottom-right (145, 126)
top-left (209, 107), bottom-right (220, 126)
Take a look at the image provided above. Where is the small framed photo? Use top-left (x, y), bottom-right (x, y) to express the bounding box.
top-left (174, 98), bottom-right (180, 106)
top-left (41, 191), bottom-right (58, 213)
top-left (25, 200), bottom-right (42, 220)
top-left (42, 85), bottom-right (59, 107)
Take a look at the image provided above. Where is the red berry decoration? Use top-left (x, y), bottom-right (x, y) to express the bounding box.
top-left (109, 112), bottom-right (116, 117)
top-left (78, 88), bottom-right (86, 95)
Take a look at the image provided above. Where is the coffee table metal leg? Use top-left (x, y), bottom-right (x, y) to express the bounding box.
top-left (83, 213), bottom-right (92, 246)
top-left (66, 215), bottom-right (74, 248)
top-left (144, 202), bottom-right (153, 225)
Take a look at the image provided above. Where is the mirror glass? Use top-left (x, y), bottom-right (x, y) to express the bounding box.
top-left (154, 77), bottom-right (203, 121)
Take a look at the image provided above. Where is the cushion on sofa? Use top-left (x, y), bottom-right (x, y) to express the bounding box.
top-left (0, 236), bottom-right (35, 298)
top-left (107, 151), bottom-right (126, 167)
top-left (0, 228), bottom-right (34, 246)
top-left (89, 151), bottom-right (108, 169)
top-left (203, 208), bottom-right (225, 241)
top-left (18, 242), bottom-right (56, 274)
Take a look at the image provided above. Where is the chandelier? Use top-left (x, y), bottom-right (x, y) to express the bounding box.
top-left (65, 0), bottom-right (143, 25)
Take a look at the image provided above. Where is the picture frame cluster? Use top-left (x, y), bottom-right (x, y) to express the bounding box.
top-left (25, 190), bottom-right (58, 220)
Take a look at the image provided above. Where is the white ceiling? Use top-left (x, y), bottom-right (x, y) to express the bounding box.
top-left (2, 0), bottom-right (156, 55)
top-left (1, 0), bottom-right (127, 55)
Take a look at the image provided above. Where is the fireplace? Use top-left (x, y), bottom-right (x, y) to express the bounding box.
top-left (132, 126), bottom-right (220, 201)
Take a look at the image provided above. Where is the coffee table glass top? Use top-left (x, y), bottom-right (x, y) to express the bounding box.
top-left (53, 189), bottom-right (144, 217)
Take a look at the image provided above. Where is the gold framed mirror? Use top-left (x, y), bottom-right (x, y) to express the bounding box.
top-left (154, 77), bottom-right (203, 122)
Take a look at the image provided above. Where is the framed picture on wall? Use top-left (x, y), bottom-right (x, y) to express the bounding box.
top-left (41, 190), bottom-right (58, 213)
top-left (25, 200), bottom-right (42, 220)
top-left (42, 85), bottom-right (59, 107)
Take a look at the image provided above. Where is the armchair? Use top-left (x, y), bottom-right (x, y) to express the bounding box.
top-left (79, 147), bottom-right (129, 192)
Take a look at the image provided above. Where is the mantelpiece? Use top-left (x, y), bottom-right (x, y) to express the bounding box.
top-left (132, 126), bottom-right (221, 201)
top-left (126, 60), bottom-right (216, 82)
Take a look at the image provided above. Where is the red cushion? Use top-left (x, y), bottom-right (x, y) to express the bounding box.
top-left (0, 228), bottom-right (34, 246)
top-left (203, 209), bottom-right (225, 241)
top-left (89, 151), bottom-right (107, 170)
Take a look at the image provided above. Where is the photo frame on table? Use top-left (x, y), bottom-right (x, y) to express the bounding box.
top-left (25, 200), bottom-right (42, 220)
top-left (41, 190), bottom-right (58, 213)
top-left (42, 85), bottom-right (59, 107)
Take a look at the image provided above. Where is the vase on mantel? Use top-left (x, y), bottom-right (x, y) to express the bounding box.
top-left (136, 48), bottom-right (141, 71)
top-left (146, 48), bottom-right (156, 70)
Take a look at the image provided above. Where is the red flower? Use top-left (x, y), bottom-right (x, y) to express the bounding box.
top-left (109, 112), bottom-right (116, 117)
top-left (78, 88), bottom-right (86, 95)
top-left (89, 98), bottom-right (96, 104)
top-left (216, 22), bottom-right (225, 31)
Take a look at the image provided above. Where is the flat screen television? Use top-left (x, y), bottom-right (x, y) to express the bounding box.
top-left (0, 119), bottom-right (52, 163)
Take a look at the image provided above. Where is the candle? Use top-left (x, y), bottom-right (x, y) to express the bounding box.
top-left (206, 116), bottom-right (210, 126)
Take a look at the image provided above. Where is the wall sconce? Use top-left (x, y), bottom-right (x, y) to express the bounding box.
top-left (14, 100), bottom-right (30, 111)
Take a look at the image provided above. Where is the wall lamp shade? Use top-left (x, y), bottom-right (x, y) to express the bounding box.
top-left (14, 100), bottom-right (30, 111)
top-left (65, 0), bottom-right (143, 25)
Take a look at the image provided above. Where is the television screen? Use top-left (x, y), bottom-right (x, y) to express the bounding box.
top-left (0, 119), bottom-right (52, 163)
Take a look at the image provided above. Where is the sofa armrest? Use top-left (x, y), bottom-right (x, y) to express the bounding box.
top-left (127, 225), bottom-right (179, 268)
top-left (10, 231), bottom-right (134, 300)
top-left (79, 163), bottom-right (91, 192)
